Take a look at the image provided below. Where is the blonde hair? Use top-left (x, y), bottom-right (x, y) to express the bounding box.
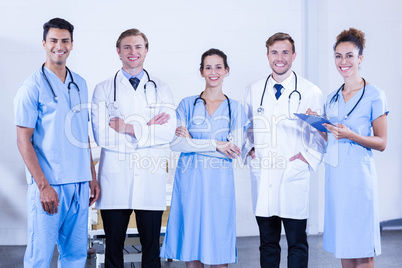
top-left (116, 28), bottom-right (149, 50)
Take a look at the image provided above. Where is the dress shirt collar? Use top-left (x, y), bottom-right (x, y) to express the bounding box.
top-left (121, 68), bottom-right (144, 81)
top-left (268, 71), bottom-right (294, 95)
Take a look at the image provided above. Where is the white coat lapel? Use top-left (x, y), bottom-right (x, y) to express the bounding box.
top-left (117, 72), bottom-right (135, 94)
top-left (266, 77), bottom-right (276, 100)
top-left (137, 74), bottom-right (146, 94)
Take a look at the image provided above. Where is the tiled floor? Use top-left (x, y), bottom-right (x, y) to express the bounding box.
top-left (1, 230), bottom-right (401, 267)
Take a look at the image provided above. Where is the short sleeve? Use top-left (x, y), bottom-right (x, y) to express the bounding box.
top-left (81, 79), bottom-right (90, 123)
top-left (371, 88), bottom-right (389, 122)
top-left (176, 98), bottom-right (188, 128)
top-left (14, 82), bottom-right (39, 128)
top-left (231, 100), bottom-right (250, 133)
top-left (324, 91), bottom-right (337, 119)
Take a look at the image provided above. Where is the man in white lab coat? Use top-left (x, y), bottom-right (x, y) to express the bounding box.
top-left (243, 32), bottom-right (325, 268)
top-left (91, 28), bottom-right (176, 268)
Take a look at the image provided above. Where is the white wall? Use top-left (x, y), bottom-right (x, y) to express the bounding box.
top-left (0, 0), bottom-right (401, 245)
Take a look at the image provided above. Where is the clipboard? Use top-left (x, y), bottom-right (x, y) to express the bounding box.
top-left (293, 113), bottom-right (334, 132)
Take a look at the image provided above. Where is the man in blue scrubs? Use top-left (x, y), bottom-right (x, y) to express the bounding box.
top-left (14, 18), bottom-right (100, 267)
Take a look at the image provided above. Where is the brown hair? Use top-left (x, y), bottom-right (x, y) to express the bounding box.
top-left (265, 32), bottom-right (295, 53)
top-left (116, 28), bottom-right (149, 50)
top-left (334, 28), bottom-right (366, 55)
top-left (199, 48), bottom-right (229, 71)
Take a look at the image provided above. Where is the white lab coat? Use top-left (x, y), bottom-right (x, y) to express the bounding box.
top-left (91, 71), bottom-right (176, 210)
top-left (243, 73), bottom-right (325, 219)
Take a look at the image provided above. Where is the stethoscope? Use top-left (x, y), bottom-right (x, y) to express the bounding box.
top-left (41, 63), bottom-right (81, 113)
top-left (108, 69), bottom-right (157, 111)
top-left (192, 91), bottom-right (233, 142)
top-left (328, 78), bottom-right (366, 120)
top-left (257, 71), bottom-right (301, 120)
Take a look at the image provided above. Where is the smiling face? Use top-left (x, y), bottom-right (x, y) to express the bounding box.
top-left (117, 35), bottom-right (148, 75)
top-left (334, 41), bottom-right (363, 79)
top-left (200, 55), bottom-right (229, 89)
top-left (267, 40), bottom-right (296, 82)
top-left (43, 28), bottom-right (73, 67)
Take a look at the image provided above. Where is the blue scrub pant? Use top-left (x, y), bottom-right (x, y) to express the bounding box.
top-left (24, 181), bottom-right (89, 268)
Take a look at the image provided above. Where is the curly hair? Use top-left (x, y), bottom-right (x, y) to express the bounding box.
top-left (334, 28), bottom-right (366, 55)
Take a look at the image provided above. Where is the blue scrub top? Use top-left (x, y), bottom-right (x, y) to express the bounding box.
top-left (161, 95), bottom-right (248, 264)
top-left (14, 66), bottom-right (92, 185)
top-left (323, 83), bottom-right (388, 258)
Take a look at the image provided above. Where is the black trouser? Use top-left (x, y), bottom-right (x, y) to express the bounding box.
top-left (101, 209), bottom-right (164, 268)
top-left (256, 216), bottom-right (308, 268)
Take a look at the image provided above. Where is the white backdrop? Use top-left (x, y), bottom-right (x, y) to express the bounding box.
top-left (0, 0), bottom-right (401, 245)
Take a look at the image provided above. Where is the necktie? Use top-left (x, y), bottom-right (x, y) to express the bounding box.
top-left (274, 84), bottom-right (283, 100)
top-left (129, 77), bottom-right (140, 90)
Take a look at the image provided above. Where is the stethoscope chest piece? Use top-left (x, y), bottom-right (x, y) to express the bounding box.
top-left (257, 107), bottom-right (264, 115)
top-left (41, 63), bottom-right (81, 112)
top-left (227, 133), bottom-right (233, 142)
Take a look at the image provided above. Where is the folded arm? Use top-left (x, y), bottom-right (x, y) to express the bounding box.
top-left (170, 126), bottom-right (240, 159)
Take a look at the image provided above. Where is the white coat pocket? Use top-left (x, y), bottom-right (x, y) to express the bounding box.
top-left (249, 157), bottom-right (261, 178)
top-left (280, 159), bottom-right (311, 218)
top-left (283, 159), bottom-right (310, 182)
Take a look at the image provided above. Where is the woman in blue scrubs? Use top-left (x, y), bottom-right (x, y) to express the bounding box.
top-left (323, 28), bottom-right (389, 268)
top-left (160, 49), bottom-right (249, 267)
